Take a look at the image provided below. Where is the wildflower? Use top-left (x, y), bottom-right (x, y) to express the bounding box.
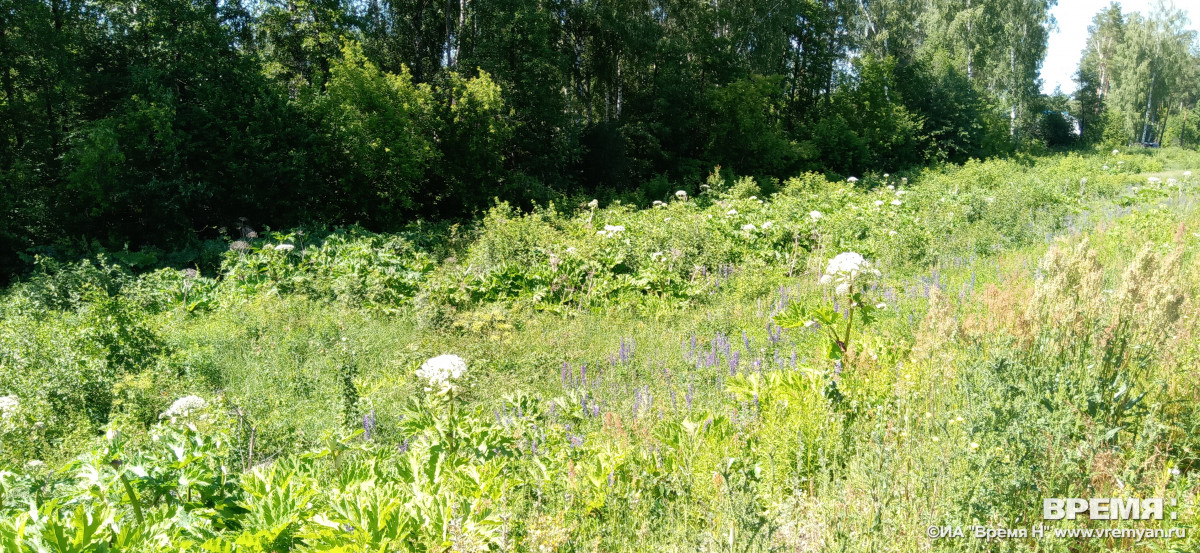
top-left (600, 224), bottom-right (626, 238)
top-left (1170, 468), bottom-right (1181, 477)
top-left (887, 185), bottom-right (895, 190)
top-left (1118, 161), bottom-right (1124, 165)
top-left (888, 230), bottom-right (897, 237)
top-left (726, 209), bottom-right (738, 216)
top-left (275, 244), bottom-right (294, 252)
top-left (969, 442), bottom-right (980, 450)
top-left (809, 210), bottom-right (823, 221)
top-left (931, 436), bottom-right (940, 442)
top-left (847, 176), bottom-right (858, 183)
top-left (652, 200), bottom-right (664, 207)
top-left (1148, 177), bottom-right (1161, 184)
top-left (884, 173), bottom-right (890, 178)
top-left (819, 252), bottom-right (878, 296)
top-left (1080, 177), bottom-right (1087, 185)
top-left (762, 221), bottom-right (774, 229)
top-left (675, 190), bottom-right (688, 200)
top-left (566, 247), bottom-right (577, 254)
top-left (1185, 171), bottom-right (1193, 178)
top-left (748, 196), bottom-right (757, 200)
top-left (1102, 165), bottom-right (1109, 170)
top-left (26, 460), bottom-right (44, 468)
top-left (588, 199), bottom-right (599, 209)
top-left (0, 395), bottom-right (18, 420)
top-left (901, 177), bottom-right (907, 184)
top-left (160, 395), bottom-right (207, 419)
top-left (651, 251), bottom-right (665, 261)
top-left (874, 200), bottom-right (884, 207)
top-left (416, 354), bottom-right (468, 395)
top-left (891, 200), bottom-right (902, 206)
top-left (230, 240), bottom-right (249, 251)
top-left (875, 302), bottom-right (887, 309)
top-left (741, 224), bottom-right (757, 232)
top-left (1112, 149), bottom-right (1120, 155)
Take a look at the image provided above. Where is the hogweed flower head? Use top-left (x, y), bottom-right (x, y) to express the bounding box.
top-left (160, 395), bottom-right (206, 420)
top-left (818, 252), bottom-right (878, 296)
top-left (599, 224), bottom-right (626, 238)
top-left (416, 354), bottom-right (467, 395)
top-left (0, 395), bottom-right (18, 420)
top-left (809, 210), bottom-right (823, 221)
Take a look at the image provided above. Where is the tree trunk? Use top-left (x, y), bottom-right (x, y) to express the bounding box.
top-left (1141, 75), bottom-right (1155, 144)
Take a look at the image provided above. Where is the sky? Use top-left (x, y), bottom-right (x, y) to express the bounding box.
top-left (1041, 0), bottom-right (1198, 95)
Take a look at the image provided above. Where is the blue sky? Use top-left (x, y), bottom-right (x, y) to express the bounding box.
top-left (1041, 0), bottom-right (1197, 95)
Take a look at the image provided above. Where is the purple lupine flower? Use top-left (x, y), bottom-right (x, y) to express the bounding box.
top-left (561, 361), bottom-right (570, 386)
top-left (363, 410), bottom-right (376, 440)
top-left (743, 330), bottom-right (751, 352)
top-left (790, 350), bottom-right (797, 369)
top-left (581, 363), bottom-right (587, 386)
top-left (729, 351), bottom-right (740, 376)
top-left (608, 471), bottom-right (615, 487)
top-left (752, 359), bottom-right (762, 375)
top-left (686, 384), bottom-right (694, 410)
top-left (833, 359), bottom-right (843, 376)
top-left (592, 404), bottom-right (600, 417)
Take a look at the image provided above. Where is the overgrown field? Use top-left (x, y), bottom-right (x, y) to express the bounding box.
top-left (3, 149), bottom-right (1200, 552)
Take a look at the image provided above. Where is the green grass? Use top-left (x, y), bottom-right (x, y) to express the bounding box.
top-left (2, 148), bottom-right (1200, 551)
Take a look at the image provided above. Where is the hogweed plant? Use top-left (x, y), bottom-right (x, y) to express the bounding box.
top-left (414, 354), bottom-right (468, 453)
top-left (776, 252), bottom-right (882, 368)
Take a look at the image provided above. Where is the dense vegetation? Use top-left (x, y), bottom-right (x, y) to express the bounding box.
top-left (3, 148), bottom-right (1200, 550)
top-left (4, 0), bottom-right (1199, 277)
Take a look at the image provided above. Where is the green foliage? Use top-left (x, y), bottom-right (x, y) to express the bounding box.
top-left (4, 148), bottom-right (1200, 551)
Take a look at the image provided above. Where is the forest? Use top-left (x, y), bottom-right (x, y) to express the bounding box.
top-left (1, 0), bottom-right (1198, 276)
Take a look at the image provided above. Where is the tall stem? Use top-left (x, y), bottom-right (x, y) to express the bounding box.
top-left (118, 471), bottom-right (145, 525)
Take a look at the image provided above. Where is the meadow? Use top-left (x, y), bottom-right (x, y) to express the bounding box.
top-left (2, 148), bottom-right (1200, 552)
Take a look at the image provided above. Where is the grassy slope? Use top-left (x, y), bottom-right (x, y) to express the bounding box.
top-left (2, 149), bottom-right (1200, 551)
